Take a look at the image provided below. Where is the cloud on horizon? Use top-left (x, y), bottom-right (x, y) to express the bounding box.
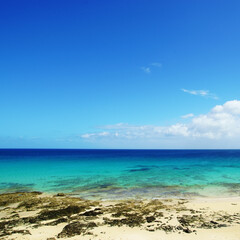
top-left (182, 88), bottom-right (218, 99)
top-left (80, 100), bottom-right (240, 148)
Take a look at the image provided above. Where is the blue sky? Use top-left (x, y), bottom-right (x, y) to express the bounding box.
top-left (1, 0), bottom-right (240, 148)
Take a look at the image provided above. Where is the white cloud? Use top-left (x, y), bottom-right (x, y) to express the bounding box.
top-left (181, 113), bottom-right (194, 119)
top-left (81, 100), bottom-right (240, 147)
top-left (150, 62), bottom-right (162, 68)
top-left (81, 132), bottom-right (110, 138)
top-left (141, 62), bottom-right (162, 74)
top-left (81, 133), bottom-right (94, 139)
top-left (141, 67), bottom-right (151, 73)
top-left (182, 88), bottom-right (218, 99)
top-left (98, 131), bottom-right (110, 136)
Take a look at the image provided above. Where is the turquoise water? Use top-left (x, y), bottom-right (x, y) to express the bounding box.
top-left (0, 149), bottom-right (240, 199)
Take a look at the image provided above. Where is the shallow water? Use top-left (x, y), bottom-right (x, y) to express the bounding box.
top-left (0, 149), bottom-right (240, 199)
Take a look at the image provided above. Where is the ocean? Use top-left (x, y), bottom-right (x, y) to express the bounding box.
top-left (0, 149), bottom-right (240, 199)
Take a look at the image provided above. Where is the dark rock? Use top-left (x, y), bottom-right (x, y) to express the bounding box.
top-left (146, 216), bottom-right (156, 223)
top-left (0, 229), bottom-right (31, 237)
top-left (31, 191), bottom-right (42, 195)
top-left (57, 221), bottom-right (97, 238)
top-left (0, 219), bottom-right (24, 231)
top-left (218, 224), bottom-right (228, 228)
top-left (154, 212), bottom-right (164, 218)
top-left (177, 215), bottom-right (202, 227)
top-left (178, 216), bottom-right (190, 226)
top-left (176, 225), bottom-right (183, 230)
top-left (87, 222), bottom-right (97, 228)
top-left (11, 229), bottom-right (31, 235)
top-left (17, 198), bottom-right (44, 209)
top-left (58, 222), bottom-right (84, 238)
top-left (200, 222), bottom-right (213, 229)
top-left (0, 221), bottom-right (7, 230)
top-left (210, 220), bottom-right (218, 225)
top-left (81, 209), bottom-right (103, 217)
top-left (56, 193), bottom-right (65, 197)
top-left (183, 227), bottom-right (192, 233)
top-left (94, 208), bottom-right (102, 211)
top-left (147, 228), bottom-right (155, 232)
top-left (104, 214), bottom-right (145, 227)
top-left (25, 217), bottom-right (38, 224)
top-left (10, 213), bottom-right (20, 218)
top-left (160, 224), bottom-right (175, 232)
top-left (38, 205), bottom-right (85, 221)
top-left (45, 218), bottom-right (68, 226)
top-left (0, 192), bottom-right (42, 207)
top-left (32, 223), bottom-right (42, 228)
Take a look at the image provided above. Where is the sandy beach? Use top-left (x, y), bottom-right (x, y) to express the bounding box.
top-left (0, 192), bottom-right (240, 240)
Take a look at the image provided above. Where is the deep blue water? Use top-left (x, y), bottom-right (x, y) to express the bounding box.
top-left (0, 149), bottom-right (240, 199)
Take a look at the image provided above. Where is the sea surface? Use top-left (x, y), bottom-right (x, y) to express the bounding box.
top-left (0, 149), bottom-right (240, 199)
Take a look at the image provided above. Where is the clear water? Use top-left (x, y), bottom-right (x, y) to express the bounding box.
top-left (0, 149), bottom-right (240, 199)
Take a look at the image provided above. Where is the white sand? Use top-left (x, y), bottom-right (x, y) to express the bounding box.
top-left (3, 197), bottom-right (240, 240)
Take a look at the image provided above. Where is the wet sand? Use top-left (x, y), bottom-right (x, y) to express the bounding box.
top-left (0, 192), bottom-right (240, 240)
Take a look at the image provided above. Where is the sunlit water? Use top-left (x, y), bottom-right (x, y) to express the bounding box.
top-left (0, 149), bottom-right (240, 199)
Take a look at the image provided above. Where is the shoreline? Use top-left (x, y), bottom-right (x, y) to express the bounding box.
top-left (1, 191), bottom-right (240, 239)
top-left (2, 188), bottom-right (240, 201)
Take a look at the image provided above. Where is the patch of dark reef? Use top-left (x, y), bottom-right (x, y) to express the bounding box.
top-left (129, 167), bottom-right (152, 172)
top-left (0, 183), bottom-right (35, 194)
